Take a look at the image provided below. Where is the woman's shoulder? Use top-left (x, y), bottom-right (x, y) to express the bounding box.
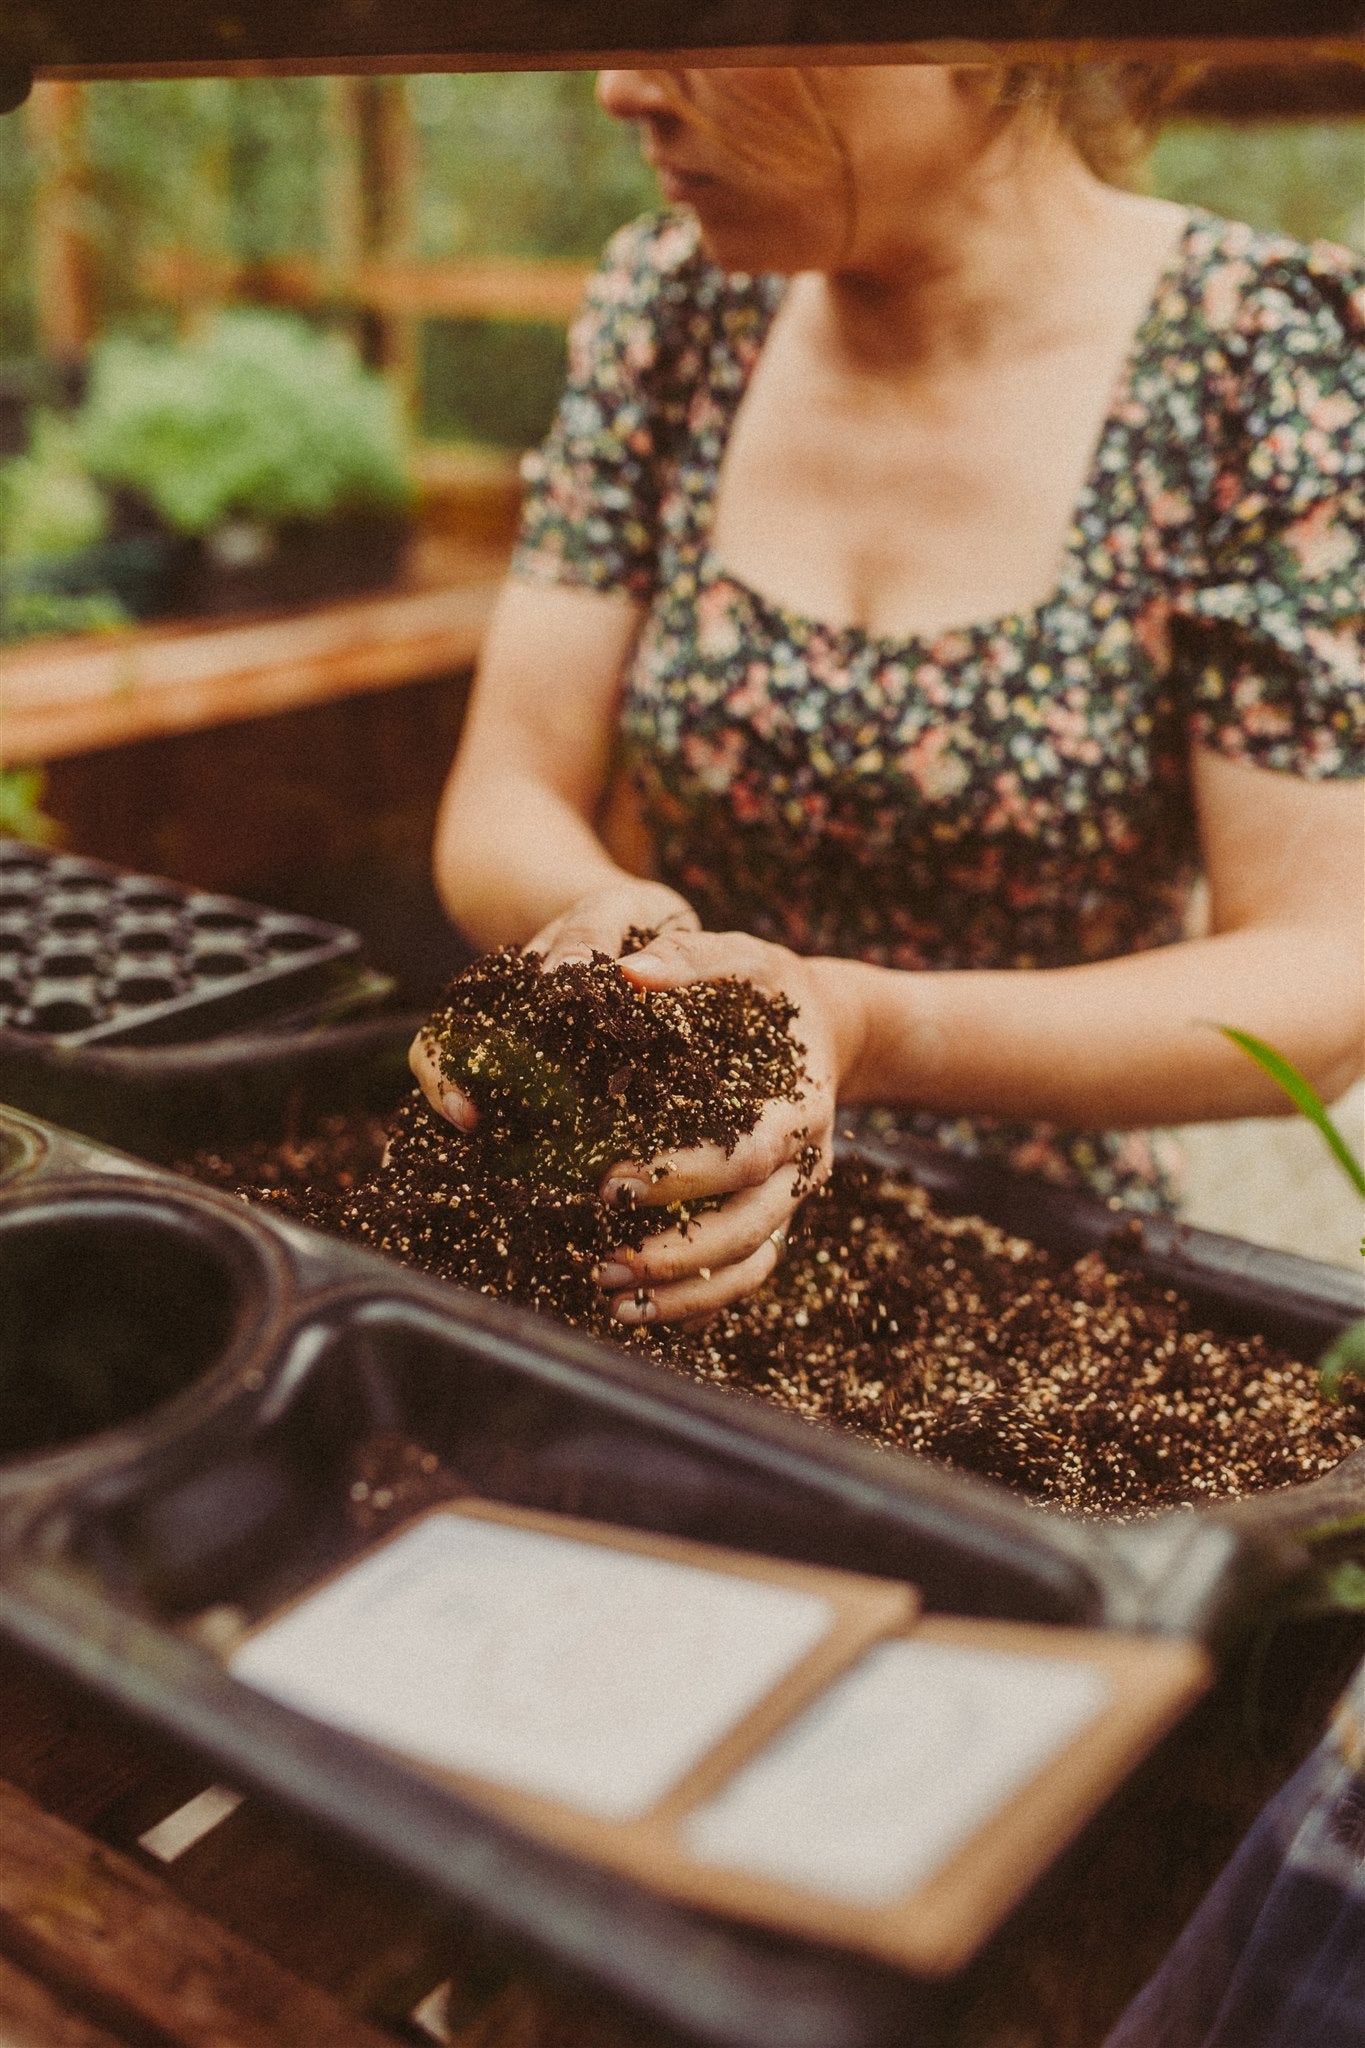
top-left (1157, 210), bottom-right (1364, 514)
top-left (1173, 207), bottom-right (1365, 358)
top-left (566, 209), bottom-right (783, 404)
top-left (585, 207), bottom-right (774, 315)
top-left (590, 207), bottom-right (708, 296)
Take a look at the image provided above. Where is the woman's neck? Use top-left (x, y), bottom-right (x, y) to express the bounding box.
top-left (814, 147), bottom-right (1161, 377)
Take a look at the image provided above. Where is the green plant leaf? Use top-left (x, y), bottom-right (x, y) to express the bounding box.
top-left (1320, 1318), bottom-right (1365, 1403)
top-left (1219, 1025), bottom-right (1365, 1202)
top-left (1301, 1558), bottom-right (1365, 1616)
top-left (0, 766), bottom-right (60, 845)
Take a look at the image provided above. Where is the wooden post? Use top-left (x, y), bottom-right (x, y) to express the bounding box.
top-left (357, 75), bottom-right (419, 420)
top-left (25, 81), bottom-right (95, 382)
top-left (321, 76), bottom-right (365, 284)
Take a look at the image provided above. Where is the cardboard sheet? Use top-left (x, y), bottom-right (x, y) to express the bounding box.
top-left (230, 1503), bottom-right (914, 1821)
top-left (225, 1505), bottom-right (1209, 1975)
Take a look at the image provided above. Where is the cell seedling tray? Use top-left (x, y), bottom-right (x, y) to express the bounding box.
top-left (0, 840), bottom-right (364, 1048)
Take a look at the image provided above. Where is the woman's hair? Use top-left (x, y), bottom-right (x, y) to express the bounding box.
top-left (964, 61), bottom-right (1200, 184)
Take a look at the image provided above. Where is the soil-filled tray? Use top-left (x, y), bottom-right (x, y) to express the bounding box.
top-left (225, 1099), bottom-right (1361, 1521)
top-left (179, 944), bottom-right (1362, 1531)
top-left (0, 1097), bottom-right (1334, 2048)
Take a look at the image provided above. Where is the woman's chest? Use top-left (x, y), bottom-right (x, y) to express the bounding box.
top-left (696, 277), bottom-right (1181, 646)
top-left (706, 362), bottom-right (1123, 644)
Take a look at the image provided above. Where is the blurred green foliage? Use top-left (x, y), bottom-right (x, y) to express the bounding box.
top-left (0, 412), bottom-right (108, 559)
top-left (0, 766), bottom-right (61, 838)
top-left (79, 311), bottom-right (412, 533)
top-left (0, 412), bottom-right (130, 644)
top-left (409, 72), bottom-right (655, 260)
top-left (420, 318), bottom-right (567, 449)
top-left (83, 80), bottom-right (331, 326)
top-left (1149, 120), bottom-right (1364, 254)
top-left (0, 111), bottom-right (34, 358)
top-left (0, 587), bottom-right (129, 646)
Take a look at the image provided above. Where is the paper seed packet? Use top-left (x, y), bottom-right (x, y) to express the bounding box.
top-left (228, 1500), bottom-right (1208, 1975)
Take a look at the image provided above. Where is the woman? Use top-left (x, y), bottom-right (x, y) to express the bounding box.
top-left (413, 63), bottom-right (1364, 1327)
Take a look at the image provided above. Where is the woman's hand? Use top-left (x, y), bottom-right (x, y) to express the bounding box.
top-left (527, 878), bottom-right (699, 970)
top-left (408, 879), bottom-right (699, 1129)
top-left (593, 932), bottom-right (860, 1326)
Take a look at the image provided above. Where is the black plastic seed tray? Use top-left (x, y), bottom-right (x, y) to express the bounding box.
top-left (0, 1102), bottom-right (1354, 2046)
top-left (0, 838), bottom-right (367, 1049)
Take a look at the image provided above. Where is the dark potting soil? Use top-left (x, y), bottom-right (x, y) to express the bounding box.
top-left (176, 949), bottom-right (1365, 1517)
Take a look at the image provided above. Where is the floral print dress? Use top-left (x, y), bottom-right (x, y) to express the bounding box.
top-left (513, 207), bottom-right (1365, 1208)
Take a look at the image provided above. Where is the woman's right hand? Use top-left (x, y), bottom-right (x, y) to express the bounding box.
top-left (408, 878), bottom-right (699, 1129)
top-left (528, 878), bottom-right (699, 970)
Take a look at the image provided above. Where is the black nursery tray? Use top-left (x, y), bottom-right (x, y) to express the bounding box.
top-left (0, 839), bottom-right (365, 1048)
top-left (0, 1099), bottom-right (1356, 2048)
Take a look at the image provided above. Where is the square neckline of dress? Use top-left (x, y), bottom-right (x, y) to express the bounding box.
top-left (693, 206), bottom-right (1200, 662)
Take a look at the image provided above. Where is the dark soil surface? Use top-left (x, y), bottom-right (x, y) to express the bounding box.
top-left (177, 949), bottom-right (1364, 1518)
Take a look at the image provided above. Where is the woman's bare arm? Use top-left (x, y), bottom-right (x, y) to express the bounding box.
top-left (433, 577), bottom-right (693, 954)
top-left (414, 576), bottom-right (699, 1125)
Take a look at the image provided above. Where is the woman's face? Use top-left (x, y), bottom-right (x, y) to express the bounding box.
top-left (595, 66), bottom-right (1003, 274)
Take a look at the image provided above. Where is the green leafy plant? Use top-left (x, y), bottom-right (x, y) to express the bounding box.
top-left (1220, 1026), bottom-right (1365, 1203)
top-left (78, 310), bottom-right (413, 537)
top-left (0, 413), bottom-right (110, 563)
top-left (1219, 1025), bottom-right (1364, 1400)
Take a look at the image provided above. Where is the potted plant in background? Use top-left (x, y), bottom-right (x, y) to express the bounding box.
top-left (0, 410), bottom-right (136, 638)
top-left (75, 309), bottom-right (415, 617)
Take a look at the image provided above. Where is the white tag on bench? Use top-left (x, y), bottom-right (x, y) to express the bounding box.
top-left (684, 1636), bottom-right (1111, 1904)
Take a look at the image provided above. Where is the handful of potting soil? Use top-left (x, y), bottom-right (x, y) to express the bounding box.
top-left (417, 944), bottom-right (808, 1186)
top-left (279, 945), bottom-right (809, 1331)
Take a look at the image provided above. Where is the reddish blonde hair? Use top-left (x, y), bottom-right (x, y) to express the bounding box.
top-left (966, 61), bottom-right (1200, 183)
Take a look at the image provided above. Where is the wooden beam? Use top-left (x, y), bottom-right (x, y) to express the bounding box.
top-left (1174, 54), bottom-right (1365, 113)
top-left (0, 576), bottom-right (501, 763)
top-left (139, 248), bottom-right (594, 324)
top-left (321, 77), bottom-right (365, 283)
top-left (7, 0), bottom-right (1361, 80)
top-left (28, 46), bottom-right (1365, 82)
top-left (0, 1951), bottom-right (132, 2048)
top-left (358, 77), bottom-right (420, 411)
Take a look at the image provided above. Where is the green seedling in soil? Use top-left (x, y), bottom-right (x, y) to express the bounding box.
top-left (1218, 1026), bottom-right (1364, 1404)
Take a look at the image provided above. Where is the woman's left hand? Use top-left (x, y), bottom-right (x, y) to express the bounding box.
top-left (593, 931), bottom-right (850, 1325)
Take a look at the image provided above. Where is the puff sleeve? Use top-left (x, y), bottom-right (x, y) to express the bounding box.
top-left (1177, 235), bottom-right (1365, 778)
top-left (511, 212), bottom-right (704, 603)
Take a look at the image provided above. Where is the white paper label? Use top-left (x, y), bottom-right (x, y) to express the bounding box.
top-left (230, 1513), bottom-right (835, 1820)
top-left (683, 1638), bottom-right (1112, 1905)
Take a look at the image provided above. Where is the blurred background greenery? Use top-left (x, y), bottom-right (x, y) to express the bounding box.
top-left (0, 75), bottom-right (1359, 455)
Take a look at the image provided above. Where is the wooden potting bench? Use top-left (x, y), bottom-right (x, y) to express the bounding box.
top-left (0, 1638), bottom-right (458, 2048)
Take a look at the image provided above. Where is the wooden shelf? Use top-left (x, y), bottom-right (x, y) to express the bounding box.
top-left (0, 549), bottom-right (505, 766)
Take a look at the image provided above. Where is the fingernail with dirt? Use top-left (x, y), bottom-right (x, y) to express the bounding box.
top-left (441, 1088), bottom-right (477, 1131)
top-left (615, 1293), bottom-right (657, 1325)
